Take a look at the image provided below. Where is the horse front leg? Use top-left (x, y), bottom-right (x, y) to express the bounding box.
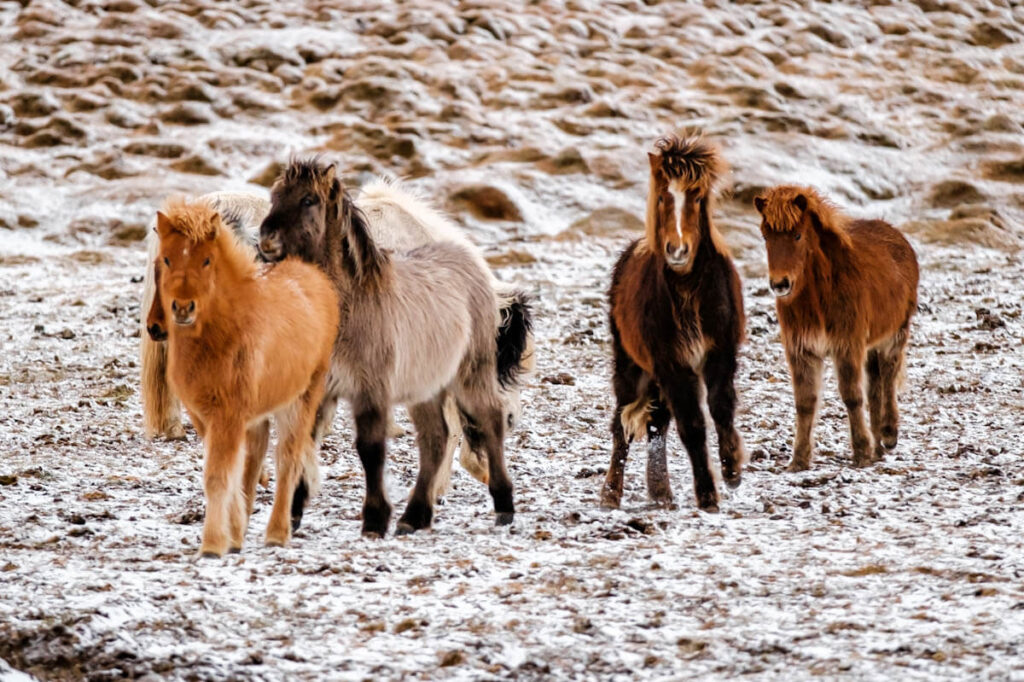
top-left (354, 402), bottom-right (391, 538)
top-left (786, 350), bottom-right (823, 472)
top-left (397, 393), bottom-right (449, 534)
top-left (703, 348), bottom-right (746, 488)
top-left (200, 420), bottom-right (245, 557)
top-left (836, 348), bottom-right (874, 467)
top-left (663, 366), bottom-right (717, 512)
top-left (242, 419), bottom-right (270, 520)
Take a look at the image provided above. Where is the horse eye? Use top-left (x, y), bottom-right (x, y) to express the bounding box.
top-left (163, 257), bottom-right (169, 266)
top-left (203, 257), bottom-right (210, 267)
top-left (794, 233), bottom-right (802, 241)
top-left (301, 195), bottom-right (317, 208)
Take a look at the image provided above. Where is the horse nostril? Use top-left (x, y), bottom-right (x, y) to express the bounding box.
top-left (680, 243), bottom-right (689, 255)
top-left (187, 301), bottom-right (195, 314)
top-left (171, 300), bottom-right (178, 312)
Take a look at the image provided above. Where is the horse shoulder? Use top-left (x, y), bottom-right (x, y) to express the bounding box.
top-left (609, 243), bottom-right (657, 375)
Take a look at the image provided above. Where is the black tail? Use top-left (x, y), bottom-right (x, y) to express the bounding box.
top-left (496, 291), bottom-right (533, 388)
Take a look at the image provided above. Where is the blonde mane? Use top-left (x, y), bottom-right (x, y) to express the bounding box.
top-left (160, 197), bottom-right (258, 278)
top-left (756, 185), bottom-right (853, 249)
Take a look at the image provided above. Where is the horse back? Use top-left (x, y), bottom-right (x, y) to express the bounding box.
top-left (847, 219), bottom-right (919, 339)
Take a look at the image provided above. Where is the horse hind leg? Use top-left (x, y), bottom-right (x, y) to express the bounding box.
top-left (644, 394), bottom-right (675, 508)
top-left (878, 325), bottom-right (910, 451)
top-left (836, 347), bottom-right (874, 468)
top-left (866, 349), bottom-right (885, 462)
top-left (454, 379), bottom-right (513, 526)
top-left (140, 335), bottom-right (185, 440)
top-left (396, 393), bottom-right (450, 535)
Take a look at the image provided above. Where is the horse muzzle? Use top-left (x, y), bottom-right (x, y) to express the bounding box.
top-left (258, 236), bottom-right (283, 262)
top-left (171, 300), bottom-right (197, 327)
top-left (770, 277), bottom-right (792, 298)
top-left (665, 242), bottom-right (692, 271)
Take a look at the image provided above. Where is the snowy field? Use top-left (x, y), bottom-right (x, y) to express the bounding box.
top-left (2, 0), bottom-right (1024, 679)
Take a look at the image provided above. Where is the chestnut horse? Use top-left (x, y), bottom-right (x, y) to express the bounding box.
top-left (602, 135), bottom-right (747, 512)
top-left (259, 159), bottom-right (514, 537)
top-left (155, 199), bottom-right (338, 556)
top-left (754, 186), bottom-right (919, 470)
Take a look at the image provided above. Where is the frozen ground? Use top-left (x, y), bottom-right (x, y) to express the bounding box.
top-left (2, 0), bottom-right (1024, 680)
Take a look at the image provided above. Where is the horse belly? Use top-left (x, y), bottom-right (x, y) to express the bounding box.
top-left (390, 311), bottom-right (471, 405)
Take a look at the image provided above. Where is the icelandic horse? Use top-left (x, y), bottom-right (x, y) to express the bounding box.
top-left (602, 135), bottom-right (747, 512)
top-left (153, 198), bottom-right (338, 556)
top-left (753, 185), bottom-right (919, 470)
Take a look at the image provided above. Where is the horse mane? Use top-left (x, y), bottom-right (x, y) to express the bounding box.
top-left (281, 157), bottom-right (389, 285)
top-left (646, 134), bottom-right (731, 259)
top-left (653, 134), bottom-right (725, 195)
top-left (756, 185), bottom-right (853, 249)
top-left (160, 197), bottom-right (257, 278)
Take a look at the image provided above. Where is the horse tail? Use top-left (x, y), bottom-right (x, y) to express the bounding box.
top-left (140, 235), bottom-right (183, 439)
top-left (494, 285), bottom-right (534, 388)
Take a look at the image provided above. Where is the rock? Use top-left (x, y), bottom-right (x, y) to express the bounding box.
top-left (537, 147), bottom-right (589, 175)
top-left (165, 79), bottom-right (218, 103)
top-left (557, 207), bottom-right (643, 242)
top-left (542, 372), bottom-right (576, 386)
top-left (105, 103), bottom-right (147, 129)
top-left (903, 212), bottom-right (1022, 250)
top-left (982, 158), bottom-right (1024, 183)
top-left (20, 116), bottom-right (87, 147)
top-left (65, 153), bottom-right (139, 180)
top-left (231, 44), bottom-right (304, 71)
top-left (927, 180), bottom-right (985, 207)
top-left (123, 140), bottom-right (187, 159)
top-left (8, 91), bottom-right (61, 117)
top-left (449, 185), bottom-right (522, 221)
top-left (982, 114), bottom-right (1022, 134)
top-left (159, 102), bottom-right (213, 125)
top-left (486, 249), bottom-right (537, 266)
top-left (969, 21), bottom-right (1017, 48)
top-left (170, 154), bottom-right (223, 176)
top-left (249, 161), bottom-right (286, 187)
top-left (65, 91), bottom-right (108, 112)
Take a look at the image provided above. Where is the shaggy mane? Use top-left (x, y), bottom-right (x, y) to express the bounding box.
top-left (756, 185), bottom-right (853, 248)
top-left (159, 197), bottom-right (257, 277)
top-left (653, 134), bottom-right (725, 193)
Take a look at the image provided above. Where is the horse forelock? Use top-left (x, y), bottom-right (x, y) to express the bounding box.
top-left (653, 134), bottom-right (724, 194)
top-left (159, 197), bottom-right (255, 275)
top-left (757, 185), bottom-right (852, 247)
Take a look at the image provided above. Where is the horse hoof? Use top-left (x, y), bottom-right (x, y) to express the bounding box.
top-left (264, 539), bottom-right (285, 548)
top-left (361, 529), bottom-right (386, 539)
top-left (227, 547), bottom-right (241, 555)
top-left (699, 503), bottom-right (720, 514)
top-left (786, 459), bottom-right (810, 473)
top-left (290, 516), bottom-right (303, 532)
top-left (495, 512), bottom-right (514, 526)
top-left (723, 471), bottom-right (742, 489)
top-left (649, 496), bottom-right (675, 510)
top-left (199, 550), bottom-right (221, 559)
top-left (599, 490), bottom-right (622, 510)
top-left (852, 456), bottom-right (874, 469)
top-left (395, 522), bottom-right (416, 536)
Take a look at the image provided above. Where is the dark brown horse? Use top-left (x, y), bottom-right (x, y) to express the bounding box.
top-left (602, 135), bottom-right (747, 512)
top-left (754, 185), bottom-right (919, 470)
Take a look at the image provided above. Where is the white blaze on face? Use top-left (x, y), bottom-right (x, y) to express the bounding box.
top-left (669, 185), bottom-right (686, 246)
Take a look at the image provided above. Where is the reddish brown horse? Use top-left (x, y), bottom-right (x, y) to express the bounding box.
top-left (602, 135), bottom-right (746, 512)
top-left (754, 185), bottom-right (919, 470)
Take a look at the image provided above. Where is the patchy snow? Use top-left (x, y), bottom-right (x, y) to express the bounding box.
top-left (1, 238), bottom-right (1022, 680)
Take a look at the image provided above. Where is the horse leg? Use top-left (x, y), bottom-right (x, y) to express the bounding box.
top-left (879, 324), bottom-right (909, 451)
top-left (645, 394), bottom-right (674, 508)
top-left (266, 388), bottom-right (320, 546)
top-left (786, 350), bottom-right (823, 472)
top-left (601, 338), bottom-right (642, 510)
top-left (200, 420), bottom-right (245, 558)
top-left (242, 419), bottom-right (270, 520)
top-left (456, 395), bottom-right (490, 486)
top-left (663, 366), bottom-right (717, 512)
top-left (703, 348), bottom-right (746, 488)
top-left (866, 349), bottom-right (885, 462)
top-left (311, 386), bottom-right (340, 447)
top-left (456, 378), bottom-right (513, 525)
top-left (396, 393), bottom-right (449, 534)
top-left (836, 348), bottom-right (874, 467)
top-left (141, 256), bottom-right (185, 441)
top-left (354, 402), bottom-right (391, 538)
top-left (430, 393), bottom-right (462, 502)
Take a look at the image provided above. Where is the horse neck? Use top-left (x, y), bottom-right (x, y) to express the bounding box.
top-left (326, 198), bottom-right (388, 291)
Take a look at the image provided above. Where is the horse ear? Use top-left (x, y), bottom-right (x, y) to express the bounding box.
top-left (155, 211), bottom-right (172, 238)
top-left (753, 196), bottom-right (766, 214)
top-left (792, 194), bottom-right (808, 212)
top-left (324, 163), bottom-right (337, 186)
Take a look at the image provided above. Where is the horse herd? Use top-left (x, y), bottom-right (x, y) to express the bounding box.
top-left (139, 135), bottom-right (919, 557)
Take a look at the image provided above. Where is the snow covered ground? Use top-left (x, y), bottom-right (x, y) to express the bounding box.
top-left (2, 0), bottom-right (1023, 679)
